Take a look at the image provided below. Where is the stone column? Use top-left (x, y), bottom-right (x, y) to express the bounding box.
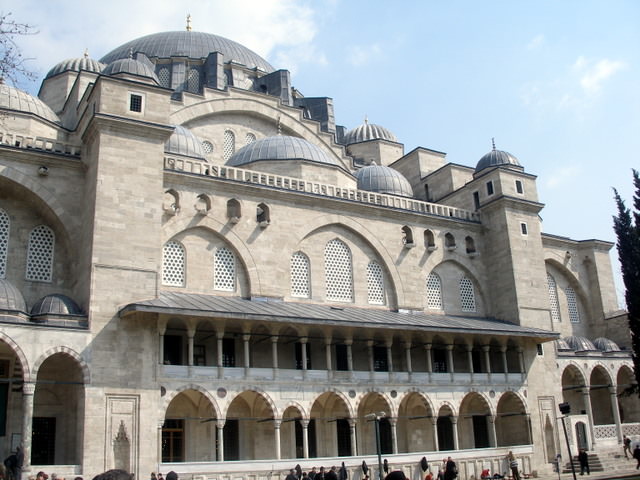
top-left (272, 335), bottom-right (279, 379)
top-left (367, 340), bottom-right (375, 379)
top-left (483, 345), bottom-right (492, 380)
top-left (300, 337), bottom-right (308, 379)
top-left (157, 420), bottom-right (164, 473)
top-left (466, 344), bottom-right (474, 380)
top-left (187, 328), bottom-right (195, 366)
top-left (302, 420), bottom-right (310, 458)
top-left (404, 341), bottom-right (412, 380)
top-left (346, 339), bottom-right (354, 380)
top-left (424, 343), bottom-right (432, 382)
top-left (429, 417), bottom-right (439, 452)
top-left (216, 331), bottom-right (224, 379)
top-left (243, 333), bottom-right (251, 376)
top-left (609, 386), bottom-right (623, 442)
top-left (500, 346), bottom-right (508, 381)
top-left (582, 390), bottom-right (597, 447)
top-left (390, 417), bottom-right (398, 454)
top-left (517, 347), bottom-right (525, 380)
top-left (217, 420), bottom-right (225, 461)
top-left (386, 340), bottom-right (393, 381)
top-left (158, 322), bottom-right (167, 365)
top-left (20, 383), bottom-right (35, 480)
top-left (325, 336), bottom-right (333, 379)
top-left (451, 417), bottom-right (459, 450)
top-left (446, 344), bottom-right (455, 381)
top-left (349, 419), bottom-right (358, 456)
top-left (274, 419), bottom-right (282, 460)
top-left (488, 416), bottom-right (497, 447)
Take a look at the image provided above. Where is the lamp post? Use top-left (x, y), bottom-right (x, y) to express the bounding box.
top-left (558, 402), bottom-right (577, 480)
top-left (366, 412), bottom-right (386, 480)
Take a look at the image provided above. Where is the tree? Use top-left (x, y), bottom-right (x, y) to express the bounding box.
top-left (613, 169), bottom-right (640, 397)
top-left (0, 12), bottom-right (37, 86)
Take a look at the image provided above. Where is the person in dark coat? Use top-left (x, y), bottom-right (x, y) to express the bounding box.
top-left (285, 470), bottom-right (298, 480)
top-left (324, 467), bottom-right (338, 480)
top-left (577, 449), bottom-right (589, 476)
top-left (444, 457), bottom-right (457, 480)
top-left (633, 444), bottom-right (640, 469)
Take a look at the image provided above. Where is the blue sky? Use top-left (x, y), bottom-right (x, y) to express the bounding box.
top-left (4, 0), bottom-right (638, 305)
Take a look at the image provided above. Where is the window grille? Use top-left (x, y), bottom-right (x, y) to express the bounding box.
top-left (547, 274), bottom-right (561, 322)
top-left (162, 241), bottom-right (185, 287)
top-left (187, 68), bottom-right (200, 92)
top-left (223, 130), bottom-right (235, 161)
top-left (129, 94), bottom-right (142, 112)
top-left (201, 141), bottom-right (214, 154)
top-left (426, 273), bottom-right (443, 309)
top-left (0, 209), bottom-right (8, 279)
top-left (459, 276), bottom-right (476, 312)
top-left (25, 225), bottom-right (54, 282)
top-left (367, 261), bottom-right (385, 305)
top-left (566, 286), bottom-right (580, 322)
top-left (158, 67), bottom-right (170, 88)
top-left (245, 133), bottom-right (256, 145)
top-left (291, 252), bottom-right (310, 298)
top-left (324, 239), bottom-right (353, 302)
top-left (214, 247), bottom-right (235, 291)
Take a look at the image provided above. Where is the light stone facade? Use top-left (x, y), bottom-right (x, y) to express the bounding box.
top-left (0, 26), bottom-right (636, 480)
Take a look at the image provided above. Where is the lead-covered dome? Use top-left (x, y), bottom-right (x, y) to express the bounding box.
top-left (343, 119), bottom-right (398, 145)
top-left (0, 279), bottom-right (26, 313)
top-left (100, 31), bottom-right (275, 73)
top-left (554, 338), bottom-right (572, 351)
top-left (45, 54), bottom-right (106, 79)
top-left (475, 142), bottom-right (521, 173)
top-left (0, 84), bottom-right (61, 124)
top-left (564, 336), bottom-right (597, 352)
top-left (30, 294), bottom-right (83, 316)
top-left (355, 163), bottom-right (414, 197)
top-left (593, 337), bottom-right (621, 352)
top-left (103, 58), bottom-right (159, 84)
top-left (227, 136), bottom-right (338, 167)
top-left (165, 126), bottom-right (206, 159)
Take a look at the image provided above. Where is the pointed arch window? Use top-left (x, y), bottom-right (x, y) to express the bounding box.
top-left (223, 130), bottom-right (235, 162)
top-left (187, 68), bottom-right (200, 92)
top-left (162, 241), bottom-right (186, 287)
top-left (324, 239), bottom-right (353, 302)
top-left (0, 208), bottom-right (8, 279)
top-left (547, 273), bottom-right (561, 322)
top-left (459, 276), bottom-right (476, 312)
top-left (214, 247), bottom-right (236, 292)
top-left (291, 252), bottom-right (311, 298)
top-left (426, 273), bottom-right (443, 310)
top-left (367, 261), bottom-right (385, 305)
top-left (245, 133), bottom-right (256, 145)
top-left (158, 67), bottom-right (171, 88)
top-left (565, 286), bottom-right (580, 323)
top-left (25, 225), bottom-right (55, 282)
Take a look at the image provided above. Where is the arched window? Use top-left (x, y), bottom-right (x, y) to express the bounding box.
top-left (459, 276), bottom-right (476, 312)
top-left (445, 232), bottom-right (456, 250)
top-left (194, 194), bottom-right (211, 215)
top-left (163, 189), bottom-right (180, 215)
top-left (214, 247), bottom-right (236, 292)
top-left (257, 203), bottom-right (270, 226)
top-left (187, 68), bottom-right (200, 92)
top-left (227, 199), bottom-right (241, 223)
top-left (162, 241), bottom-right (185, 287)
top-left (25, 225), bottom-right (55, 282)
top-left (158, 67), bottom-right (171, 88)
top-left (324, 239), bottom-right (353, 302)
top-left (291, 252), bottom-right (310, 298)
top-left (367, 261), bottom-right (385, 305)
top-left (402, 226), bottom-right (415, 247)
top-left (223, 130), bottom-right (235, 162)
top-left (465, 236), bottom-right (476, 254)
top-left (565, 286), bottom-right (580, 323)
top-left (547, 274), bottom-right (561, 322)
top-left (424, 229), bottom-right (436, 251)
top-left (245, 133), bottom-right (256, 145)
top-left (0, 208), bottom-right (9, 279)
top-left (426, 273), bottom-right (443, 310)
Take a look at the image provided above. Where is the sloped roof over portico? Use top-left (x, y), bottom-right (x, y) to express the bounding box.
top-left (120, 291), bottom-right (558, 340)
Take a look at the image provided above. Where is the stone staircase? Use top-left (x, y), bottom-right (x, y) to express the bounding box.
top-left (562, 453), bottom-right (603, 474)
top-left (563, 448), bottom-right (637, 475)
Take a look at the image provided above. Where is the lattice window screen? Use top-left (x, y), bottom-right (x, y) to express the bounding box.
top-left (565, 286), bottom-right (580, 323)
top-left (547, 274), bottom-right (561, 322)
top-left (202, 141), bottom-right (214, 154)
top-left (0, 209), bottom-right (8, 279)
top-left (426, 273), bottom-right (443, 309)
top-left (245, 133), bottom-right (256, 145)
top-left (158, 68), bottom-right (170, 88)
top-left (324, 239), bottom-right (353, 302)
top-left (367, 261), bottom-right (385, 305)
top-left (459, 276), bottom-right (476, 312)
top-left (162, 241), bottom-right (185, 287)
top-left (214, 247), bottom-right (235, 291)
top-left (291, 252), bottom-right (310, 298)
top-left (25, 225), bottom-right (54, 282)
top-left (187, 68), bottom-right (200, 92)
top-left (223, 130), bottom-right (235, 161)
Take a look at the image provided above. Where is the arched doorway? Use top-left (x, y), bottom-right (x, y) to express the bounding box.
top-left (225, 390), bottom-right (276, 460)
top-left (357, 392), bottom-right (392, 455)
top-left (458, 392), bottom-right (493, 449)
top-left (0, 338), bottom-right (27, 460)
top-left (310, 392), bottom-right (352, 458)
top-left (495, 392), bottom-right (530, 446)
top-left (561, 365), bottom-right (587, 414)
top-left (617, 366), bottom-right (640, 424)
top-left (397, 392), bottom-right (435, 453)
top-left (590, 366), bottom-right (613, 425)
top-left (281, 405), bottom-right (305, 459)
top-left (436, 405), bottom-right (455, 451)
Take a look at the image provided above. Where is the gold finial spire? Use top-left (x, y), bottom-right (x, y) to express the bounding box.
top-left (186, 14), bottom-right (192, 31)
top-left (492, 137), bottom-right (496, 151)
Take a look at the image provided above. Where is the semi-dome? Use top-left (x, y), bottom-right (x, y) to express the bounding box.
top-left (564, 336), bottom-right (597, 352)
top-left (30, 294), bottom-right (83, 316)
top-left (355, 163), bottom-right (413, 197)
top-left (100, 31), bottom-right (274, 73)
top-left (593, 337), bottom-right (621, 352)
top-left (45, 53), bottom-right (106, 79)
top-left (102, 58), bottom-right (160, 84)
top-left (227, 136), bottom-right (338, 167)
top-left (0, 84), bottom-right (61, 124)
top-left (475, 141), bottom-right (521, 173)
top-left (0, 279), bottom-right (27, 313)
top-left (343, 119), bottom-right (398, 145)
top-left (165, 126), bottom-right (206, 159)
top-left (554, 338), bottom-right (572, 351)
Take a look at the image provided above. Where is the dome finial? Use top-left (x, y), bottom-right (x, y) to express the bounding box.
top-left (128, 48), bottom-right (133, 59)
top-left (186, 14), bottom-right (192, 32)
top-left (491, 137), bottom-right (496, 151)
top-left (364, 115), bottom-right (368, 125)
top-left (84, 48), bottom-right (89, 58)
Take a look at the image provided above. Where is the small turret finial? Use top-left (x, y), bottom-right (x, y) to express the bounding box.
top-left (84, 48), bottom-right (89, 58)
top-left (277, 115), bottom-right (282, 135)
top-left (491, 137), bottom-right (496, 151)
top-left (186, 14), bottom-right (192, 31)
top-left (128, 48), bottom-right (133, 59)
top-left (364, 115), bottom-right (368, 124)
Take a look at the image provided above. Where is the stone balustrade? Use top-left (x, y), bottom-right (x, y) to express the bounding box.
top-left (0, 131), bottom-right (82, 156)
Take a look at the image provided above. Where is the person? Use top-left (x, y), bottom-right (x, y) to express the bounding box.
top-left (324, 466), bottom-right (338, 480)
top-left (3, 454), bottom-right (17, 480)
top-left (157, 474), bottom-right (163, 480)
top-left (308, 468), bottom-right (317, 480)
top-left (444, 457), bottom-right (457, 480)
top-left (507, 451), bottom-right (520, 480)
top-left (37, 472), bottom-right (49, 480)
top-left (286, 469), bottom-right (298, 480)
top-left (480, 469), bottom-right (490, 480)
top-left (623, 435), bottom-right (632, 459)
top-left (302, 473), bottom-right (309, 480)
top-left (577, 448), bottom-right (589, 476)
top-left (165, 472), bottom-right (177, 480)
top-left (634, 444), bottom-right (640, 469)
top-left (150, 474), bottom-right (156, 480)
top-left (437, 459), bottom-right (446, 480)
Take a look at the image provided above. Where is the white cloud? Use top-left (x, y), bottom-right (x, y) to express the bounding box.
top-left (347, 44), bottom-right (383, 67)
top-left (545, 165), bottom-right (581, 189)
top-left (573, 56), bottom-right (627, 95)
top-left (527, 34), bottom-right (545, 50)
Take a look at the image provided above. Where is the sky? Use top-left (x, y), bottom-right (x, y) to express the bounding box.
top-left (3, 0), bottom-right (639, 306)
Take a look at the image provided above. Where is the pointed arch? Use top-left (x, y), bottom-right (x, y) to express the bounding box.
top-left (32, 346), bottom-right (89, 383)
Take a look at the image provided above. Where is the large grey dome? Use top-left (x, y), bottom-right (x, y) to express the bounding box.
top-left (31, 294), bottom-right (83, 316)
top-left (355, 163), bottom-right (414, 197)
top-left (165, 126), bottom-right (206, 159)
top-left (100, 31), bottom-right (274, 73)
top-left (476, 144), bottom-right (521, 173)
top-left (0, 279), bottom-right (26, 313)
top-left (343, 120), bottom-right (398, 145)
top-left (564, 336), bottom-right (597, 352)
top-left (593, 337), bottom-right (621, 352)
top-left (227, 136), bottom-right (338, 167)
top-left (103, 58), bottom-right (160, 84)
top-left (46, 54), bottom-right (106, 79)
top-left (0, 84), bottom-right (60, 124)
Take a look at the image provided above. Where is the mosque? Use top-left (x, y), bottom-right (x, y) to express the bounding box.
top-left (0, 19), bottom-right (636, 480)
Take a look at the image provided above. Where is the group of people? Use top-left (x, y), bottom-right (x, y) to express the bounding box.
top-left (285, 464), bottom-right (348, 480)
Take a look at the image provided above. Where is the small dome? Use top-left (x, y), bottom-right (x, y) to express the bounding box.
top-left (0, 279), bottom-right (27, 313)
top-left (46, 53), bottom-right (106, 79)
top-left (103, 58), bottom-right (159, 84)
top-left (475, 143), bottom-right (521, 173)
top-left (30, 294), bottom-right (83, 316)
top-left (343, 119), bottom-right (398, 145)
top-left (355, 163), bottom-right (414, 197)
top-left (554, 338), bottom-right (572, 351)
top-left (564, 336), bottom-right (597, 352)
top-left (227, 135), bottom-right (338, 167)
top-left (165, 126), bottom-right (206, 159)
top-left (593, 337), bottom-right (621, 352)
top-left (0, 84), bottom-right (61, 124)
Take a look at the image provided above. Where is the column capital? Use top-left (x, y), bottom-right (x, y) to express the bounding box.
top-left (242, 333), bottom-right (251, 341)
top-left (499, 345), bottom-right (507, 353)
top-left (22, 382), bottom-right (35, 395)
top-left (445, 344), bottom-right (454, 351)
top-left (271, 335), bottom-right (279, 343)
top-left (581, 388), bottom-right (591, 398)
top-left (273, 418), bottom-right (282, 428)
top-left (424, 343), bottom-right (432, 350)
top-left (466, 344), bottom-right (473, 352)
top-left (366, 339), bottom-right (374, 347)
top-left (300, 337), bottom-right (308, 344)
top-left (450, 416), bottom-right (458, 425)
top-left (482, 345), bottom-right (491, 352)
top-left (217, 419), bottom-right (226, 429)
top-left (403, 341), bottom-right (412, 349)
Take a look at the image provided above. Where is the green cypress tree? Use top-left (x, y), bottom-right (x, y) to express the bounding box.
top-left (613, 169), bottom-right (640, 396)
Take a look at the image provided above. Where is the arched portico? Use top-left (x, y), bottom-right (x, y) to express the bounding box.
top-left (458, 392), bottom-right (494, 449)
top-left (225, 390), bottom-right (277, 461)
top-left (495, 391), bottom-right (530, 446)
top-left (309, 391), bottom-right (352, 458)
top-left (397, 391), bottom-right (436, 453)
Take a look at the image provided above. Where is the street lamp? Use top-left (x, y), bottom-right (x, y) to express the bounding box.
top-left (558, 402), bottom-right (577, 480)
top-left (365, 412), bottom-right (386, 480)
